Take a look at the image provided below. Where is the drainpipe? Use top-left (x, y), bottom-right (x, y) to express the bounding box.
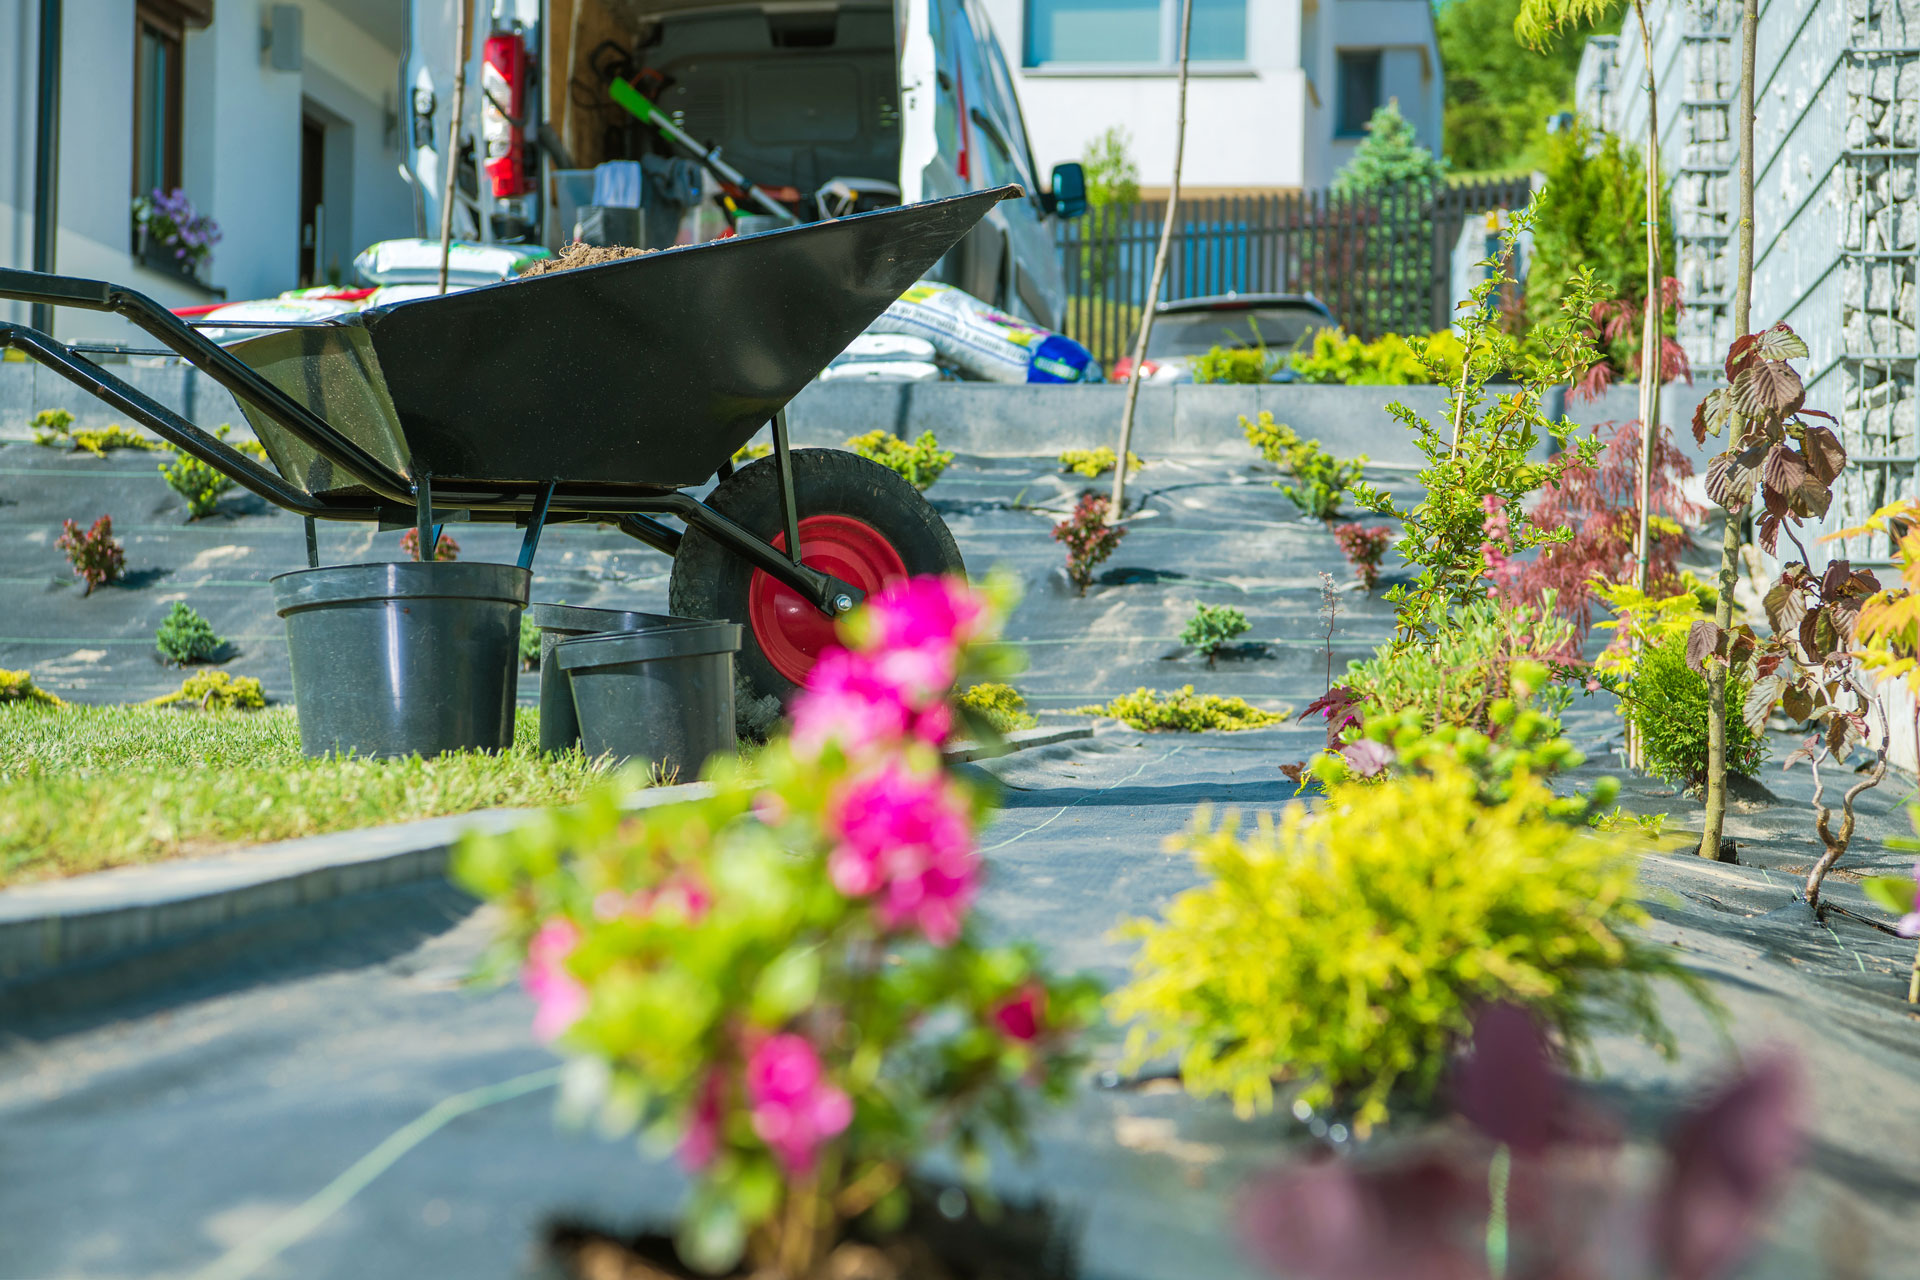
top-left (30, 0), bottom-right (62, 334)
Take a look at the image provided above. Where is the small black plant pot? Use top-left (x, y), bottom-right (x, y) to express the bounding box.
top-left (532, 1184), bottom-right (1077, 1280)
top-left (272, 560), bottom-right (530, 758)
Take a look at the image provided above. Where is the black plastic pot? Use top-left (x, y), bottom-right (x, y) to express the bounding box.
top-left (526, 603), bottom-right (683, 754)
top-left (272, 561), bottom-right (531, 758)
top-left (553, 621), bottom-right (741, 779)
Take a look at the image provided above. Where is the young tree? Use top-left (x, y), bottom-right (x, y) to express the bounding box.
top-left (1112, 0), bottom-right (1194, 520)
top-left (1517, 0), bottom-right (1666, 596)
top-left (1699, 0), bottom-right (1760, 860)
top-left (1331, 101), bottom-right (1450, 199)
top-left (1081, 126), bottom-right (1141, 210)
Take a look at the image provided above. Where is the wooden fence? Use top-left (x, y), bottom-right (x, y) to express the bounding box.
top-left (1054, 177), bottom-right (1536, 366)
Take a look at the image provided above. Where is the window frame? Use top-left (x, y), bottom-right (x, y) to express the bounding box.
top-left (132, 2), bottom-right (186, 204)
top-left (1021, 0), bottom-right (1248, 70)
top-left (1334, 48), bottom-right (1382, 138)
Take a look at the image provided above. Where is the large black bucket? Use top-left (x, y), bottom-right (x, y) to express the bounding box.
top-left (553, 622), bottom-right (741, 779)
top-left (272, 561), bottom-right (531, 758)
top-left (526, 603), bottom-right (683, 754)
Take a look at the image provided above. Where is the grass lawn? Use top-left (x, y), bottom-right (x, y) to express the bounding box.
top-left (0, 704), bottom-right (611, 888)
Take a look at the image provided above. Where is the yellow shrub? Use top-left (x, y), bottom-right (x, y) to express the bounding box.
top-left (0, 669), bottom-right (64, 707)
top-left (959, 682), bottom-right (1038, 733)
top-left (1111, 763), bottom-right (1702, 1135)
top-left (1073, 686), bottom-right (1286, 732)
top-left (146, 671), bottom-right (266, 711)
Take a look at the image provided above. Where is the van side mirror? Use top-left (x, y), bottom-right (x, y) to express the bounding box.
top-left (1048, 162), bottom-right (1088, 218)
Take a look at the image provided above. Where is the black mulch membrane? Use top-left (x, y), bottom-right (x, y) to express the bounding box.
top-left (3, 444), bottom-right (1919, 1279)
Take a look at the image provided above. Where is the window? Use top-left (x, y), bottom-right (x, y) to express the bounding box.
top-left (132, 4), bottom-right (184, 200)
top-left (1335, 50), bottom-right (1381, 137)
top-left (1024, 0), bottom-right (1246, 67)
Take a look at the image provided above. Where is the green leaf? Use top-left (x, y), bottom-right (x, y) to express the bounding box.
top-left (1863, 876), bottom-right (1916, 915)
top-left (749, 945), bottom-right (822, 1025)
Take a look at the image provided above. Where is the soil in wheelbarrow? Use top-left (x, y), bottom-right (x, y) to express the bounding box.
top-left (518, 242), bottom-right (658, 277)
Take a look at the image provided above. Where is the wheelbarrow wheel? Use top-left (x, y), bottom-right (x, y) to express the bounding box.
top-left (668, 448), bottom-right (965, 734)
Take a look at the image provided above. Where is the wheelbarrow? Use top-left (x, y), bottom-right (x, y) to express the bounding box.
top-left (0, 186), bottom-right (1014, 719)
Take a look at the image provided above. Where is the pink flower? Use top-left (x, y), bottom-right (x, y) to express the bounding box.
top-left (992, 984), bottom-right (1047, 1042)
top-left (862, 576), bottom-right (983, 654)
top-left (827, 762), bottom-right (979, 944)
top-left (745, 1034), bottom-right (853, 1174)
top-left (680, 1070), bottom-right (726, 1170)
top-left (524, 917), bottom-right (587, 1042)
top-left (1339, 738), bottom-right (1395, 778)
top-left (790, 648), bottom-right (952, 755)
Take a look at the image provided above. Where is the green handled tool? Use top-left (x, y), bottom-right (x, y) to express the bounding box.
top-left (609, 78), bottom-right (801, 225)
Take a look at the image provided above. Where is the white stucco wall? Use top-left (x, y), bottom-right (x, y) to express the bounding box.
top-left (979, 0), bottom-right (1313, 190)
top-left (0, 0), bottom-right (410, 342)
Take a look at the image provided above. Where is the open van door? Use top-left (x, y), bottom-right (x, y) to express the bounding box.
top-left (897, 0), bottom-right (1079, 329)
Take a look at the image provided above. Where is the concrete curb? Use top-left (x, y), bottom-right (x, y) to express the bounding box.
top-left (0, 726), bottom-right (1092, 990)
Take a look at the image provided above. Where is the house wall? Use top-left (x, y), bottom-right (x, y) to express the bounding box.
top-left (0, 0), bottom-right (412, 343)
top-left (979, 0), bottom-right (1440, 194)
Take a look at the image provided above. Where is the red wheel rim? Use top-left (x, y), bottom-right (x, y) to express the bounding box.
top-left (748, 514), bottom-right (909, 686)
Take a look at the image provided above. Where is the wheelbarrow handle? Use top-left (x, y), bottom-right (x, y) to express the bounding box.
top-left (0, 267), bottom-right (415, 505)
top-left (0, 321), bottom-right (379, 522)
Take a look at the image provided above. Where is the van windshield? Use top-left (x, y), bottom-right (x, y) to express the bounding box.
top-left (1146, 307), bottom-right (1329, 358)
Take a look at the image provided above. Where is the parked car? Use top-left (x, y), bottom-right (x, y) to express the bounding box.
top-left (1111, 293), bottom-right (1338, 382)
top-left (538, 0), bottom-right (1087, 328)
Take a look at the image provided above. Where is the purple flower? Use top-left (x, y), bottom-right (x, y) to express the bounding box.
top-left (1339, 738), bottom-right (1394, 778)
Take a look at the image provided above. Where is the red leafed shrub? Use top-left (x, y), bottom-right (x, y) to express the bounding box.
top-left (1492, 420), bottom-right (1702, 636)
top-left (1053, 492), bottom-right (1126, 595)
top-left (1333, 523), bottom-right (1395, 591)
top-left (1571, 276), bottom-right (1693, 403)
top-left (55, 515), bottom-right (126, 596)
top-left (399, 527), bottom-right (461, 561)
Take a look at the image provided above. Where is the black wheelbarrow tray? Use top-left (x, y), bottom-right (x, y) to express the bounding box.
top-left (0, 185), bottom-right (1016, 704)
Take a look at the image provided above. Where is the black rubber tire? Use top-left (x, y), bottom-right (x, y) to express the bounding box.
top-left (668, 448), bottom-right (965, 727)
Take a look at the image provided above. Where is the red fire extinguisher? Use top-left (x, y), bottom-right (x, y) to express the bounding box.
top-left (482, 30), bottom-right (531, 199)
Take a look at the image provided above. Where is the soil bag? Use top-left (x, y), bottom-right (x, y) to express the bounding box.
top-left (868, 281), bottom-right (1097, 383)
top-left (352, 238), bottom-right (552, 287)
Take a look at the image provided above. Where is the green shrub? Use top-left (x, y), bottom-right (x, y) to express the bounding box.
top-left (154, 602), bottom-right (224, 665)
top-left (1192, 332), bottom-right (1282, 384)
top-left (1287, 329), bottom-right (1470, 386)
top-left (1347, 597), bottom-right (1577, 733)
top-left (958, 682), bottom-right (1038, 733)
top-left (0, 669), bottom-right (64, 707)
top-left (1110, 760), bottom-right (1701, 1135)
top-left (1527, 116), bottom-right (1675, 372)
top-left (145, 670), bottom-right (265, 711)
top-left (519, 614), bottom-right (542, 670)
top-left (1074, 686), bottom-right (1286, 732)
top-left (1239, 413), bottom-right (1366, 519)
top-left (1281, 440), bottom-right (1366, 521)
top-left (1622, 633), bottom-right (1767, 791)
top-left (1057, 447), bottom-right (1142, 478)
top-left (29, 408), bottom-right (73, 445)
top-left (159, 443), bottom-right (232, 520)
top-left (845, 429), bottom-right (954, 490)
top-left (1180, 603), bottom-right (1251, 666)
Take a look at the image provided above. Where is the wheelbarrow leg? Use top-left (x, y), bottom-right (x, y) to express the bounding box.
top-left (518, 482), bottom-right (555, 570)
top-left (304, 517), bottom-right (319, 569)
top-left (416, 473), bottom-right (435, 562)
top-left (771, 409), bottom-right (802, 566)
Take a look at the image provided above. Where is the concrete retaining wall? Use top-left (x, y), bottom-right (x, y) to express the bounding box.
top-left (0, 359), bottom-right (1714, 470)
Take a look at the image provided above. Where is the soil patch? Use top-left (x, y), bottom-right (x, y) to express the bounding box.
top-left (518, 242), bottom-right (658, 277)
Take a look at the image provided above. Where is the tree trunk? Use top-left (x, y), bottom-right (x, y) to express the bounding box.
top-left (1633, 0), bottom-right (1662, 595)
top-left (1110, 0), bottom-right (1195, 520)
top-left (1699, 0), bottom-right (1759, 859)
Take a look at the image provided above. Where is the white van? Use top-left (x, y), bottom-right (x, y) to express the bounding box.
top-left (408, 1), bottom-right (1088, 329)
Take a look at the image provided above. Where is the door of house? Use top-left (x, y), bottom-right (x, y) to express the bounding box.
top-left (298, 118), bottom-right (326, 285)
